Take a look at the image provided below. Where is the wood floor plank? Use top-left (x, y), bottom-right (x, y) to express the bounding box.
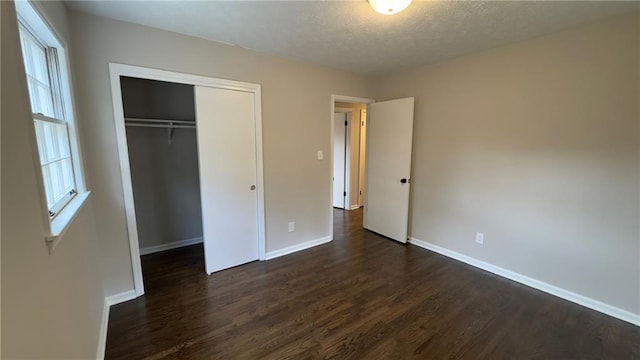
top-left (106, 208), bottom-right (640, 359)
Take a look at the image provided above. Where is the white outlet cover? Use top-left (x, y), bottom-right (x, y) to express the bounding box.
top-left (317, 150), bottom-right (323, 160)
top-left (288, 222), bottom-right (295, 232)
top-left (475, 232), bottom-right (484, 244)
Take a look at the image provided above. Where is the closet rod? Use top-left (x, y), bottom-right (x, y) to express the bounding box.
top-left (124, 117), bottom-right (195, 125)
top-left (125, 123), bottom-right (195, 129)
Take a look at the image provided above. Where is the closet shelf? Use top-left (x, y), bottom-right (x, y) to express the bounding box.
top-left (125, 117), bottom-right (196, 144)
top-left (125, 117), bottom-right (196, 128)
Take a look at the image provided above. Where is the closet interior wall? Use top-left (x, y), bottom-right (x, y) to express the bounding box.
top-left (122, 77), bottom-right (203, 251)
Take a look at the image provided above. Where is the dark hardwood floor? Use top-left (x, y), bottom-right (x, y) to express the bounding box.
top-left (106, 208), bottom-right (639, 359)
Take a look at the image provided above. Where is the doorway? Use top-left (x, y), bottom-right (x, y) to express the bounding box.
top-left (330, 95), bottom-right (375, 237)
top-left (330, 95), bottom-right (416, 244)
top-left (110, 64), bottom-right (266, 297)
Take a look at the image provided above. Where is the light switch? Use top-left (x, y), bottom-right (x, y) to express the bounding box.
top-left (317, 150), bottom-right (324, 160)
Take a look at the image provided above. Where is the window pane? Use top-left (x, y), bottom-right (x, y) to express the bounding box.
top-left (30, 41), bottom-right (49, 84)
top-left (41, 162), bottom-right (55, 207)
top-left (34, 117), bottom-right (46, 161)
top-left (61, 158), bottom-right (74, 192)
top-left (26, 78), bottom-right (55, 117)
top-left (43, 121), bottom-right (58, 163)
top-left (48, 160), bottom-right (63, 203)
top-left (36, 82), bottom-right (55, 117)
top-left (56, 122), bottom-right (71, 158)
top-left (19, 32), bottom-right (35, 77)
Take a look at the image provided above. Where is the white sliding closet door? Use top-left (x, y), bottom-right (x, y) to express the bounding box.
top-left (195, 86), bottom-right (259, 274)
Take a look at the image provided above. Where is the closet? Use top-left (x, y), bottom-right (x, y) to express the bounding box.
top-left (122, 77), bottom-right (203, 275)
top-left (117, 71), bottom-right (263, 284)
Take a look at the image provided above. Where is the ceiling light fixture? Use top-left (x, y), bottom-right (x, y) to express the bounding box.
top-left (368, 0), bottom-right (413, 15)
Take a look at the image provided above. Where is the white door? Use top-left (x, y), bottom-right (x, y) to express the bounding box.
top-left (364, 98), bottom-right (415, 243)
top-left (195, 86), bottom-right (259, 274)
top-left (333, 112), bottom-right (347, 209)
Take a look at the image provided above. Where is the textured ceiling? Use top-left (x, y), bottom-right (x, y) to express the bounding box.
top-left (64, 1), bottom-right (639, 74)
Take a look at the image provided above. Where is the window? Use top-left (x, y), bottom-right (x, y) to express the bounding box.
top-left (19, 25), bottom-right (78, 217)
top-left (18, 22), bottom-right (77, 218)
top-left (16, 0), bottom-right (89, 248)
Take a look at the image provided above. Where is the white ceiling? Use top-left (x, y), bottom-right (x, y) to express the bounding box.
top-left (64, 1), bottom-right (638, 74)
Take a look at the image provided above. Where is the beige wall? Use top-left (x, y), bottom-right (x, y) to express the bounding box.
top-left (370, 13), bottom-right (640, 315)
top-left (68, 11), bottom-right (370, 296)
top-left (1, 1), bottom-right (105, 358)
top-left (335, 101), bottom-right (367, 208)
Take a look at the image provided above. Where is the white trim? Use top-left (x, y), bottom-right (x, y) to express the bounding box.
top-left (139, 237), bottom-right (203, 256)
top-left (106, 290), bottom-right (137, 306)
top-left (109, 63), bottom-right (267, 297)
top-left (265, 236), bottom-right (332, 260)
top-left (109, 66), bottom-right (145, 297)
top-left (45, 191), bottom-right (91, 253)
top-left (254, 84), bottom-right (267, 261)
top-left (96, 299), bottom-right (109, 360)
top-left (358, 108), bottom-right (367, 207)
top-left (330, 95), bottom-right (375, 238)
top-left (334, 107), bottom-right (353, 113)
top-left (33, 112), bottom-right (66, 125)
top-left (344, 112), bottom-right (351, 211)
top-left (96, 289), bottom-right (138, 360)
top-left (408, 237), bottom-right (640, 326)
top-left (96, 289), bottom-right (137, 359)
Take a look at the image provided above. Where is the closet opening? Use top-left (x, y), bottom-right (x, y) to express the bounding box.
top-left (121, 76), bottom-right (204, 289)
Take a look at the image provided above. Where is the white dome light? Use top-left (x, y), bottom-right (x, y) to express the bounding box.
top-left (368, 0), bottom-right (413, 15)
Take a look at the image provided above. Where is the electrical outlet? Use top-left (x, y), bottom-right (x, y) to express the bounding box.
top-left (288, 222), bottom-right (295, 232)
top-left (475, 232), bottom-right (484, 245)
top-left (317, 150), bottom-right (323, 160)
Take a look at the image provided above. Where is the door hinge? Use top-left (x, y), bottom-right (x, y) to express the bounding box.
top-left (360, 190), bottom-right (362, 195)
top-left (343, 191), bottom-right (346, 196)
top-left (361, 121), bottom-right (364, 126)
top-left (344, 121), bottom-right (348, 126)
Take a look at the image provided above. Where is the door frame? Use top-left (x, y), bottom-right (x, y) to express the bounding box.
top-left (333, 107), bottom-right (352, 210)
top-left (358, 108), bottom-right (367, 207)
top-left (330, 95), bottom-right (375, 238)
top-left (109, 63), bottom-right (266, 297)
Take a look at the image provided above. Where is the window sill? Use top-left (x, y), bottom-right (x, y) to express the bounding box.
top-left (45, 191), bottom-right (91, 254)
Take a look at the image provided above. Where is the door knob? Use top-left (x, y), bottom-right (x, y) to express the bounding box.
top-left (400, 178), bottom-right (408, 184)
top-left (250, 185), bottom-right (256, 191)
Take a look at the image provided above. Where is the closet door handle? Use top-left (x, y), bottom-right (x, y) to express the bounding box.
top-left (250, 185), bottom-right (256, 191)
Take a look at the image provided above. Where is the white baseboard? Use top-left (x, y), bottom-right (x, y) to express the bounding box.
top-left (349, 204), bottom-right (360, 210)
top-left (139, 236), bottom-right (203, 255)
top-left (106, 289), bottom-right (137, 306)
top-left (265, 236), bottom-right (332, 260)
top-left (408, 237), bottom-right (640, 326)
top-left (96, 290), bottom-right (138, 359)
top-left (96, 299), bottom-right (109, 360)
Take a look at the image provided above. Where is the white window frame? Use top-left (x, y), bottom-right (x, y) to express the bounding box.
top-left (16, 0), bottom-right (90, 253)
